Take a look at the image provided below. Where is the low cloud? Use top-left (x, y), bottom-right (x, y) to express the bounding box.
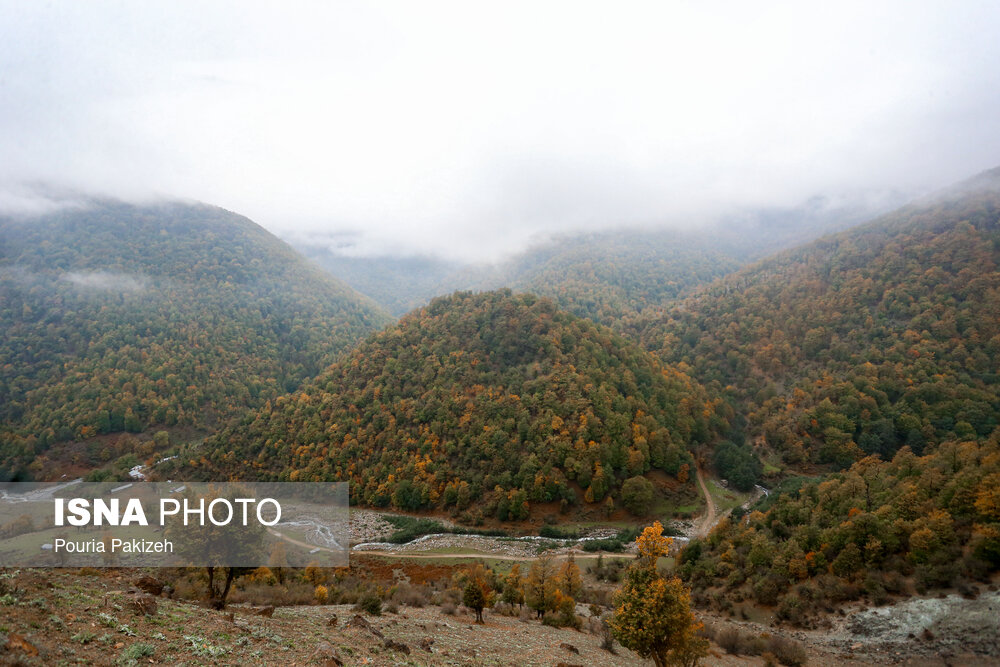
top-left (1, 3), bottom-right (999, 261)
top-left (0, 184), bottom-right (87, 217)
top-left (62, 271), bottom-right (149, 293)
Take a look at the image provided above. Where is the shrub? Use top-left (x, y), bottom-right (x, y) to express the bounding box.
top-left (539, 525), bottom-right (581, 539)
top-left (390, 582), bottom-right (429, 608)
top-left (355, 592), bottom-right (382, 616)
top-left (776, 594), bottom-right (805, 624)
top-left (709, 625), bottom-right (768, 656)
top-left (716, 627), bottom-right (742, 654)
top-left (766, 635), bottom-right (808, 666)
top-left (863, 575), bottom-right (889, 605)
top-left (753, 574), bottom-right (783, 606)
top-left (541, 611), bottom-right (582, 629)
top-left (117, 642), bottom-right (154, 664)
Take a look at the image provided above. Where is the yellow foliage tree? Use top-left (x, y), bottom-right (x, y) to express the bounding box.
top-left (305, 560), bottom-right (327, 585)
top-left (526, 552), bottom-right (558, 618)
top-left (974, 473), bottom-right (1000, 520)
top-left (636, 520), bottom-right (673, 566)
top-left (610, 522), bottom-right (708, 667)
top-left (557, 554), bottom-right (582, 599)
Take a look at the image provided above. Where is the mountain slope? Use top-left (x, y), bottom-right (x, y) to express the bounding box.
top-left (641, 168), bottom-right (1000, 468)
top-left (0, 199), bottom-right (392, 477)
top-left (293, 193), bottom-right (906, 327)
top-left (292, 245), bottom-right (466, 318)
top-left (482, 196), bottom-right (904, 332)
top-left (188, 290), bottom-right (725, 518)
top-left (680, 432), bottom-right (1000, 624)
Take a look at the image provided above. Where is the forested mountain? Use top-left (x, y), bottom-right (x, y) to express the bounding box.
top-left (0, 199), bottom-right (392, 478)
top-left (477, 230), bottom-right (741, 332)
top-left (291, 192), bottom-right (906, 326)
top-left (483, 195), bottom-right (908, 332)
top-left (187, 290), bottom-right (726, 518)
top-left (640, 168), bottom-right (1000, 469)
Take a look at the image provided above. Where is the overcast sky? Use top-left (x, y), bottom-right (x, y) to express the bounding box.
top-left (2, 1), bottom-right (999, 260)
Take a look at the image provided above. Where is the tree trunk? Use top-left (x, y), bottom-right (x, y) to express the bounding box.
top-left (219, 567), bottom-right (237, 606)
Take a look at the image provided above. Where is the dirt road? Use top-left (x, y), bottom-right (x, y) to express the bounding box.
top-left (694, 465), bottom-right (716, 538)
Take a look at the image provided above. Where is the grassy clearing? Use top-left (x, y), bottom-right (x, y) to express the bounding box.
top-left (706, 480), bottom-right (752, 514)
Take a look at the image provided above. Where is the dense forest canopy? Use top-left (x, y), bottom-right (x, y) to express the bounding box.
top-left (680, 432), bottom-right (1000, 625)
top-left (640, 169), bottom-right (1000, 469)
top-left (187, 291), bottom-right (725, 518)
top-left (0, 200), bottom-right (392, 478)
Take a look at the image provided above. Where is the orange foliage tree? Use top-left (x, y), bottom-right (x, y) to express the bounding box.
top-left (611, 522), bottom-right (707, 667)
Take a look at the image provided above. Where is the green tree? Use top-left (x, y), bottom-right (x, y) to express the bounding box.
top-left (458, 563), bottom-right (495, 624)
top-left (622, 476), bottom-right (655, 515)
top-left (501, 564), bottom-right (525, 611)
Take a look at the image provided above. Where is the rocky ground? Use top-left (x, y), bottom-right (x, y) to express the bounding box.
top-left (0, 567), bottom-right (652, 666)
top-left (700, 588), bottom-right (1000, 666)
top-left (820, 590), bottom-right (1000, 664)
top-left (348, 510), bottom-right (397, 544)
top-left (3, 567), bottom-right (999, 666)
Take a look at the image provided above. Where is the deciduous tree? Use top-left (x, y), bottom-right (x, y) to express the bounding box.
top-left (611, 522), bottom-right (707, 667)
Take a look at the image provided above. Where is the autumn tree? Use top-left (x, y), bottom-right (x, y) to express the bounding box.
top-left (305, 560), bottom-right (327, 585)
top-left (501, 564), bottom-right (525, 611)
top-left (165, 485), bottom-right (267, 609)
top-left (526, 552), bottom-right (558, 618)
top-left (458, 563), bottom-right (496, 624)
top-left (557, 554), bottom-right (582, 599)
top-left (268, 542), bottom-right (288, 584)
top-left (611, 522), bottom-right (708, 667)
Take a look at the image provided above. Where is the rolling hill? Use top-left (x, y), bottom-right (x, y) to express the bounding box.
top-left (0, 198), bottom-right (392, 478)
top-left (185, 290), bottom-right (726, 519)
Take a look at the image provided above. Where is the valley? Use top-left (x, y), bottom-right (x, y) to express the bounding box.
top-left (5, 4), bottom-right (1000, 663)
top-left (3, 168), bottom-right (1000, 665)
